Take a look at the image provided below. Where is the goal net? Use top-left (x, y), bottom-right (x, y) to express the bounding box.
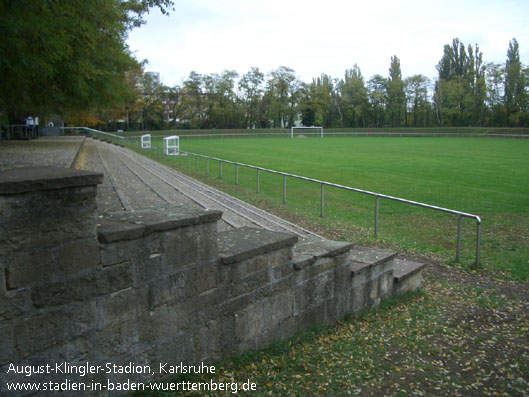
top-left (291, 126), bottom-right (324, 138)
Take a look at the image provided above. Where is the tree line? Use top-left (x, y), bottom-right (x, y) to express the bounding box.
top-left (1, 2), bottom-right (527, 130)
top-left (105, 37), bottom-right (528, 131)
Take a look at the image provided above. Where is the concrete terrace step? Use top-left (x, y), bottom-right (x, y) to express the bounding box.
top-left (389, 258), bottom-right (427, 295)
top-left (218, 226), bottom-right (298, 265)
top-left (348, 246), bottom-right (398, 266)
top-left (292, 238), bottom-right (353, 270)
top-left (348, 246), bottom-right (426, 295)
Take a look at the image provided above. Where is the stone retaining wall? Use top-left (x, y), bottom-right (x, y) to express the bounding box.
top-left (0, 166), bottom-right (403, 394)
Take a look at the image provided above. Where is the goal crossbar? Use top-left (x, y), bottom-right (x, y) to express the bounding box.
top-left (291, 126), bottom-right (323, 138)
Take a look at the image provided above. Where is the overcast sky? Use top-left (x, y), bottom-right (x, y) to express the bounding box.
top-left (127, 0), bottom-right (529, 87)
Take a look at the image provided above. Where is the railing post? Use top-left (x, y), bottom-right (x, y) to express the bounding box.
top-left (283, 175), bottom-right (287, 204)
top-left (320, 183), bottom-right (324, 217)
top-left (456, 215), bottom-right (462, 262)
top-left (187, 154), bottom-right (190, 168)
top-left (235, 164), bottom-right (239, 185)
top-left (219, 160), bottom-right (222, 179)
top-left (256, 169), bottom-right (260, 193)
top-left (196, 155), bottom-right (199, 171)
top-left (206, 158), bottom-right (209, 174)
top-left (374, 195), bottom-right (379, 236)
top-left (475, 221), bottom-right (481, 267)
top-left (179, 152), bottom-right (183, 166)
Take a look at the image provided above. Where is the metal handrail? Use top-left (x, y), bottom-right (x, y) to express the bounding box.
top-left (173, 149), bottom-right (482, 265)
top-left (60, 127), bottom-right (125, 140)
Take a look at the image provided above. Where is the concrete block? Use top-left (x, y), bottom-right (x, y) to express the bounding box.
top-left (100, 239), bottom-right (139, 267)
top-left (193, 319), bottom-right (221, 362)
top-left (311, 270), bottom-right (334, 304)
top-left (191, 287), bottom-right (221, 323)
top-left (186, 262), bottom-right (218, 296)
top-left (97, 219), bottom-right (146, 244)
top-left (234, 302), bottom-right (263, 352)
top-left (32, 274), bottom-right (97, 308)
top-left (14, 311), bottom-right (69, 356)
top-left (218, 227), bottom-right (297, 265)
top-left (55, 239), bottom-right (100, 273)
top-left (102, 287), bottom-right (149, 328)
top-left (97, 320), bottom-right (140, 357)
top-left (223, 247), bottom-right (292, 283)
top-left (0, 288), bottom-right (29, 321)
top-left (146, 331), bottom-right (195, 371)
top-left (95, 261), bottom-right (133, 295)
top-left (150, 271), bottom-right (186, 308)
top-left (142, 303), bottom-right (191, 344)
top-left (5, 249), bottom-right (58, 289)
top-left (69, 301), bottom-right (98, 338)
top-left (262, 290), bottom-right (293, 326)
top-left (394, 271), bottom-right (423, 295)
top-left (368, 278), bottom-right (381, 308)
top-left (219, 291), bottom-right (255, 315)
top-left (133, 249), bottom-right (163, 286)
top-left (0, 166), bottom-right (103, 195)
top-left (293, 281), bottom-right (309, 316)
top-left (271, 258), bottom-right (294, 281)
top-left (227, 269), bottom-right (269, 299)
top-left (162, 224), bottom-right (215, 269)
top-left (0, 325), bottom-right (16, 365)
top-left (350, 282), bottom-right (367, 313)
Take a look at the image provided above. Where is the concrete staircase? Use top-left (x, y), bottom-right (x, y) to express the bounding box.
top-left (217, 226), bottom-right (427, 347)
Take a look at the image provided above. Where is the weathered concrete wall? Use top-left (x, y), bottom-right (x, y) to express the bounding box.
top-left (0, 166), bottom-right (409, 394)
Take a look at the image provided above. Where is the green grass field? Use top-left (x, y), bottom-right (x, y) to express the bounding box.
top-left (130, 136), bottom-right (529, 280)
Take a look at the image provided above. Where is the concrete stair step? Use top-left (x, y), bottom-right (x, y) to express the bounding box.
top-left (292, 238), bottom-right (353, 270)
top-left (388, 258), bottom-right (427, 295)
top-left (217, 226), bottom-right (298, 265)
top-left (348, 246), bottom-right (398, 276)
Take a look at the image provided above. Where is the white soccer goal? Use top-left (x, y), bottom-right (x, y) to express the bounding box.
top-left (141, 134), bottom-right (151, 148)
top-left (291, 126), bottom-right (324, 138)
top-left (163, 135), bottom-right (180, 155)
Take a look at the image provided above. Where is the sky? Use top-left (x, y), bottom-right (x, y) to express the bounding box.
top-left (127, 0), bottom-right (529, 87)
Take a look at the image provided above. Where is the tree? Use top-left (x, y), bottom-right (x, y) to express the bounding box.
top-left (367, 75), bottom-right (387, 127)
top-left (434, 38), bottom-right (482, 126)
top-left (0, 0), bottom-right (173, 123)
top-left (266, 66), bottom-right (297, 128)
top-left (504, 38), bottom-right (525, 125)
top-left (404, 75), bottom-right (431, 127)
top-left (340, 65), bottom-right (368, 127)
top-left (485, 62), bottom-right (505, 125)
top-left (387, 56), bottom-right (406, 127)
top-left (138, 72), bottom-right (167, 130)
top-left (180, 71), bottom-right (204, 129)
top-left (239, 67), bottom-right (264, 129)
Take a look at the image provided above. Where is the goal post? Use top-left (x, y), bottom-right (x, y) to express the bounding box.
top-left (140, 134), bottom-right (151, 148)
top-left (163, 135), bottom-right (180, 155)
top-left (291, 126), bottom-right (324, 138)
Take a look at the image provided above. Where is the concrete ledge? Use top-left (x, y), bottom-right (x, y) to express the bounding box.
top-left (391, 258), bottom-right (427, 283)
top-left (218, 227), bottom-right (298, 265)
top-left (0, 166), bottom-right (103, 194)
top-left (292, 238), bottom-right (353, 271)
top-left (348, 246), bottom-right (397, 266)
top-left (97, 206), bottom-right (222, 243)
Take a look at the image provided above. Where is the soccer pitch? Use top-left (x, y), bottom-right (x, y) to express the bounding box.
top-left (139, 136), bottom-right (529, 280)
